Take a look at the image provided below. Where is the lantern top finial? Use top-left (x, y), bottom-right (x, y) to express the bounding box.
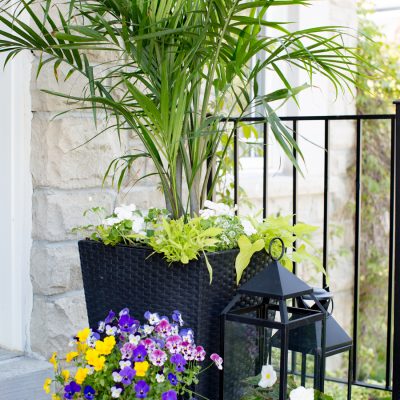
top-left (238, 237), bottom-right (313, 300)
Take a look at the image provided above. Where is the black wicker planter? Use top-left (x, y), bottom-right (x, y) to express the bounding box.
top-left (78, 240), bottom-right (272, 400)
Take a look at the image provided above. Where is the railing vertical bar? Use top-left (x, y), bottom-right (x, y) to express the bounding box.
top-left (233, 126), bottom-right (239, 211)
top-left (392, 101), bottom-right (400, 400)
top-left (293, 120), bottom-right (298, 275)
top-left (263, 122), bottom-right (268, 219)
top-left (323, 120), bottom-right (330, 288)
top-left (386, 117), bottom-right (395, 390)
top-left (353, 119), bottom-right (362, 382)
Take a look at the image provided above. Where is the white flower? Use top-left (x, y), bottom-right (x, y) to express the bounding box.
top-left (111, 386), bottom-right (123, 398)
top-left (132, 215), bottom-right (146, 235)
top-left (119, 360), bottom-right (131, 369)
top-left (156, 373), bottom-right (165, 383)
top-left (129, 334), bottom-right (141, 345)
top-left (199, 200), bottom-right (237, 219)
top-left (102, 217), bottom-right (121, 226)
top-left (112, 371), bottom-right (122, 383)
top-left (258, 365), bottom-right (277, 388)
top-left (242, 219), bottom-right (257, 236)
top-left (290, 387), bottom-right (314, 400)
top-left (115, 204), bottom-right (136, 220)
top-left (143, 324), bottom-right (154, 335)
top-left (106, 325), bottom-right (118, 336)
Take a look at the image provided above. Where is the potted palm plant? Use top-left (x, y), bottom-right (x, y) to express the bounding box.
top-left (0, 0), bottom-right (360, 397)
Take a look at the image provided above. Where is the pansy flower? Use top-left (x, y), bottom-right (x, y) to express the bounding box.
top-left (162, 390), bottom-right (178, 400)
top-left (134, 380), bottom-right (150, 398)
top-left (119, 307), bottom-right (130, 316)
top-left (155, 320), bottom-right (171, 337)
top-left (195, 346), bottom-right (206, 362)
top-left (172, 311), bottom-right (184, 326)
top-left (144, 311), bottom-right (160, 326)
top-left (120, 366), bottom-right (136, 385)
top-left (153, 338), bottom-right (165, 349)
top-left (87, 332), bottom-right (100, 348)
top-left (121, 343), bottom-right (136, 360)
top-left (170, 353), bottom-right (187, 372)
top-left (179, 328), bottom-right (194, 343)
top-left (134, 361), bottom-right (150, 377)
top-left (166, 335), bottom-right (182, 354)
top-left (64, 381), bottom-right (81, 399)
top-left (156, 372), bottom-right (165, 383)
top-left (119, 314), bottom-right (139, 333)
top-left (119, 360), bottom-right (131, 369)
top-left (97, 321), bottom-right (106, 333)
top-left (142, 324), bottom-right (154, 335)
top-left (133, 344), bottom-right (147, 362)
top-left (112, 370), bottom-right (122, 383)
top-left (149, 349), bottom-right (167, 366)
top-left (210, 353), bottom-right (224, 370)
top-left (111, 385), bottom-right (123, 398)
top-left (83, 385), bottom-right (96, 400)
top-left (129, 333), bottom-right (141, 345)
top-left (168, 373), bottom-right (178, 386)
top-left (106, 325), bottom-right (118, 336)
top-left (105, 310), bottom-right (116, 324)
top-left (181, 343), bottom-right (195, 361)
top-left (141, 338), bottom-right (156, 352)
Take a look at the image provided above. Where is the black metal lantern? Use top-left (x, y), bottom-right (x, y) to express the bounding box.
top-left (221, 238), bottom-right (327, 400)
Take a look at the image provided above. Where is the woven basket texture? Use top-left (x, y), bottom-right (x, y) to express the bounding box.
top-left (78, 240), bottom-right (272, 400)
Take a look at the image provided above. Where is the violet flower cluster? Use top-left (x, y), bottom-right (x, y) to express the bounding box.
top-left (44, 308), bottom-right (223, 399)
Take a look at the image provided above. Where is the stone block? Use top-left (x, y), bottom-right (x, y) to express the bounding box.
top-left (32, 188), bottom-right (116, 241)
top-left (31, 114), bottom-right (124, 189)
top-left (30, 292), bottom-right (88, 359)
top-left (31, 242), bottom-right (82, 296)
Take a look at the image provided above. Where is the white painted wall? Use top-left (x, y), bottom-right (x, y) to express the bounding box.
top-left (0, 49), bottom-right (33, 352)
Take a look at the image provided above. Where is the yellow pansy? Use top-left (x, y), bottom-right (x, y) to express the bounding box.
top-left (134, 361), bottom-right (150, 377)
top-left (66, 351), bottom-right (79, 363)
top-left (52, 395), bottom-right (61, 400)
top-left (61, 369), bottom-right (70, 382)
top-left (95, 336), bottom-right (116, 355)
top-left (75, 367), bottom-right (89, 385)
top-left (77, 342), bottom-right (88, 354)
top-left (49, 352), bottom-right (58, 371)
top-left (85, 348), bottom-right (106, 371)
top-left (77, 327), bottom-right (91, 343)
top-left (43, 378), bottom-right (52, 394)
top-left (93, 355), bottom-right (106, 371)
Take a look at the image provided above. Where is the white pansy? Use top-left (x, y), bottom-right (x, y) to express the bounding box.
top-left (156, 373), bottom-right (165, 383)
top-left (289, 387), bottom-right (314, 400)
top-left (112, 371), bottom-right (123, 383)
top-left (258, 365), bottom-right (277, 388)
top-left (106, 325), bottom-right (118, 336)
top-left (86, 366), bottom-right (95, 375)
top-left (129, 334), bottom-right (141, 345)
top-left (242, 219), bottom-right (257, 236)
top-left (119, 360), bottom-right (131, 369)
top-left (143, 324), bottom-right (154, 335)
top-left (115, 206), bottom-right (134, 221)
top-left (111, 386), bottom-right (123, 398)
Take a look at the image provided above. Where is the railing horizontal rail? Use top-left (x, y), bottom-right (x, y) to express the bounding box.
top-left (223, 114), bottom-right (395, 122)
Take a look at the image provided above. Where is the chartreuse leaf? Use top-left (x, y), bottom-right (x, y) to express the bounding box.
top-left (235, 236), bottom-right (265, 284)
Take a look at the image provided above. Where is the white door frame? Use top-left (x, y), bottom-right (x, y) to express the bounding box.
top-left (0, 48), bottom-right (33, 352)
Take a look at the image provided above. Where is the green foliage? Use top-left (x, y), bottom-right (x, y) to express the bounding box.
top-left (0, 0), bottom-right (363, 218)
top-left (235, 215), bottom-right (323, 284)
top-left (354, 0), bottom-right (400, 388)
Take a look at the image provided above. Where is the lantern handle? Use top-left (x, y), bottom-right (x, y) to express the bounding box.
top-left (269, 237), bottom-right (285, 261)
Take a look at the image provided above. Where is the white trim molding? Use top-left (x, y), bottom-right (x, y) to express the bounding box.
top-left (0, 49), bottom-right (33, 352)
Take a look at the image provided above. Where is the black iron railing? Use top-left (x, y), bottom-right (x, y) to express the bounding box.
top-left (227, 104), bottom-right (400, 399)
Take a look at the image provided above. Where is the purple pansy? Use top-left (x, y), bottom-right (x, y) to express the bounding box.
top-left (119, 308), bottom-right (130, 316)
top-left (64, 381), bottom-right (81, 399)
top-left (170, 353), bottom-right (187, 372)
top-left (162, 390), bottom-right (178, 400)
top-left (105, 310), bottom-right (116, 324)
top-left (168, 373), bottom-right (178, 386)
top-left (181, 342), bottom-right (195, 361)
top-left (120, 366), bottom-right (136, 385)
top-left (153, 338), bottom-right (165, 348)
top-left (210, 353), bottom-right (224, 370)
top-left (84, 385), bottom-right (96, 400)
top-left (133, 344), bottom-right (147, 362)
top-left (119, 314), bottom-right (139, 333)
top-left (134, 380), bottom-right (150, 398)
top-left (141, 338), bottom-right (156, 351)
top-left (172, 310), bottom-right (184, 326)
top-left (149, 349), bottom-right (167, 366)
top-left (87, 332), bottom-right (100, 348)
top-left (166, 335), bottom-right (182, 354)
